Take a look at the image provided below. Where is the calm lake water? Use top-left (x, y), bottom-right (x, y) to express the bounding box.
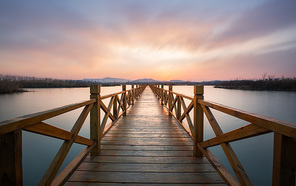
top-left (0, 85), bottom-right (295, 185)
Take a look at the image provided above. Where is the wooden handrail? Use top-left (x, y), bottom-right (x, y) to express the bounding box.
top-left (199, 99), bottom-right (296, 138)
top-left (149, 84), bottom-right (296, 186)
top-left (0, 84), bottom-right (147, 186)
top-left (0, 99), bottom-right (96, 135)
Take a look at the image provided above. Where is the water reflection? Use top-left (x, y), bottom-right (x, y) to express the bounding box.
top-left (0, 86), bottom-right (295, 185)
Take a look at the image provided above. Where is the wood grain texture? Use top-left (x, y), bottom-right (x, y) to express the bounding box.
top-left (66, 87), bottom-right (224, 185)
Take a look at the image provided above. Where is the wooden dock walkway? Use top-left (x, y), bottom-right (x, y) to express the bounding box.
top-left (65, 87), bottom-right (225, 185)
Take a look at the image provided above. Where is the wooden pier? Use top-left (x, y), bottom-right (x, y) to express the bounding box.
top-left (1, 84), bottom-right (296, 185)
top-left (65, 87), bottom-right (224, 185)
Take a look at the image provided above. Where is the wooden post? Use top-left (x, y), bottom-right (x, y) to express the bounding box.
top-left (168, 85), bottom-right (173, 117)
top-left (0, 130), bottom-right (23, 186)
top-left (122, 85), bottom-right (127, 116)
top-left (272, 133), bottom-right (296, 185)
top-left (194, 85), bottom-right (204, 157)
top-left (113, 96), bottom-right (118, 119)
top-left (131, 85), bottom-right (135, 105)
top-left (90, 85), bottom-right (101, 156)
top-left (161, 85), bottom-right (164, 105)
top-left (177, 96), bottom-right (181, 119)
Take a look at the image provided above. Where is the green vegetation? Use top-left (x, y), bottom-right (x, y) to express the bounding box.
top-left (215, 77), bottom-right (296, 91)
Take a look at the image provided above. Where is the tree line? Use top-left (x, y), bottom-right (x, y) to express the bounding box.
top-left (214, 76), bottom-right (296, 91)
top-left (0, 75), bottom-right (90, 93)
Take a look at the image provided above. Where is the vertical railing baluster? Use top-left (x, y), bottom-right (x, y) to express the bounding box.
top-left (90, 85), bottom-right (101, 156)
top-left (193, 85), bottom-right (204, 157)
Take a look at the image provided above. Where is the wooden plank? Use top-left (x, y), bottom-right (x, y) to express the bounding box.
top-left (99, 150), bottom-right (193, 157)
top-left (52, 143), bottom-right (96, 186)
top-left (68, 172), bottom-right (224, 184)
top-left (103, 134), bottom-right (190, 138)
top-left (23, 122), bottom-right (93, 146)
top-left (100, 111), bottom-right (125, 139)
top-left (100, 90), bottom-right (126, 100)
top-left (101, 139), bottom-right (192, 146)
top-left (0, 99), bottom-right (96, 135)
top-left (99, 99), bottom-right (116, 121)
top-left (200, 123), bottom-right (271, 148)
top-left (102, 137), bottom-right (192, 142)
top-left (84, 156), bottom-right (210, 164)
top-left (67, 182), bottom-right (225, 186)
top-left (179, 99), bottom-right (194, 130)
top-left (201, 105), bottom-right (251, 185)
top-left (199, 100), bottom-right (296, 138)
top-left (77, 163), bottom-right (215, 173)
top-left (100, 96), bottom-right (115, 136)
top-left (196, 143), bottom-right (239, 186)
top-left (0, 130), bottom-right (23, 186)
top-left (103, 128), bottom-right (185, 132)
top-left (40, 104), bottom-right (93, 185)
top-left (100, 145), bottom-right (192, 151)
top-left (106, 130), bottom-right (187, 134)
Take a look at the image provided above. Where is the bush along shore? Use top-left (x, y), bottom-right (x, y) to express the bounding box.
top-left (214, 77), bottom-right (296, 91)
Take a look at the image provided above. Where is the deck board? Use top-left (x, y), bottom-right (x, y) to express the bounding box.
top-left (66, 87), bottom-right (225, 185)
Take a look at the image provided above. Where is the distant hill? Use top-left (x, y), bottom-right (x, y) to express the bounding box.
top-left (131, 78), bottom-right (157, 84)
top-left (82, 77), bottom-right (130, 84)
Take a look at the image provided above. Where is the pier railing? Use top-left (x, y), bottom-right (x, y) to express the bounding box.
top-left (149, 84), bottom-right (296, 186)
top-left (0, 85), bottom-right (146, 186)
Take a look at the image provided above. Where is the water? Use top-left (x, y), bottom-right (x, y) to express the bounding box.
top-left (0, 86), bottom-right (295, 185)
top-left (172, 85), bottom-right (296, 186)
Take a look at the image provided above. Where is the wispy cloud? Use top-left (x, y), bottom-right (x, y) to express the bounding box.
top-left (0, 0), bottom-right (295, 80)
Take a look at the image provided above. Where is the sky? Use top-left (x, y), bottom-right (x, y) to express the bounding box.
top-left (0, 0), bottom-right (296, 81)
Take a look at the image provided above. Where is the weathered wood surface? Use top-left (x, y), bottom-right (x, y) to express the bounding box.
top-left (66, 88), bottom-right (224, 185)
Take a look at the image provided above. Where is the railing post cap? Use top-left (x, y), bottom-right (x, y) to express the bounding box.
top-left (194, 85), bottom-right (204, 94)
top-left (90, 85), bottom-right (101, 93)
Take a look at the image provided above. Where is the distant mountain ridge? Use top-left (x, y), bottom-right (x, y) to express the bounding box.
top-left (82, 77), bottom-right (197, 85)
top-left (82, 77), bottom-right (130, 83)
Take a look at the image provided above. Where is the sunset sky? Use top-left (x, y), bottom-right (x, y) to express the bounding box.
top-left (0, 0), bottom-right (296, 81)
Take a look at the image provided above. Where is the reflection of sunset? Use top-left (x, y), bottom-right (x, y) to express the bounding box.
top-left (0, 0), bottom-right (295, 81)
